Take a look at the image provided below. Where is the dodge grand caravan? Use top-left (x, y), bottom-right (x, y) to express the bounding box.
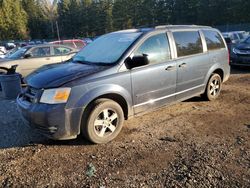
top-left (17, 25), bottom-right (230, 144)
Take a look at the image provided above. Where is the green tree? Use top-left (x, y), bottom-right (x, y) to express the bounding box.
top-left (22, 0), bottom-right (50, 39)
top-left (0, 0), bottom-right (28, 40)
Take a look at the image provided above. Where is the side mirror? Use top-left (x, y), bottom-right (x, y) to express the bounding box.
top-left (126, 54), bottom-right (149, 69)
top-left (24, 53), bottom-right (32, 58)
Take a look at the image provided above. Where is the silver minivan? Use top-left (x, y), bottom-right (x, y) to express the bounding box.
top-left (17, 25), bottom-right (230, 144)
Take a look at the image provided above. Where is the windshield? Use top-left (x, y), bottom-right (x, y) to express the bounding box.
top-left (8, 47), bottom-right (30, 60)
top-left (73, 32), bottom-right (142, 64)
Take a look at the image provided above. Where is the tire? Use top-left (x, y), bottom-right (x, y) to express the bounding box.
top-left (202, 73), bottom-right (222, 101)
top-left (81, 99), bottom-right (124, 144)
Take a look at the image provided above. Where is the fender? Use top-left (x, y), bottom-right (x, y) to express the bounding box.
top-left (67, 84), bottom-right (133, 117)
top-left (203, 63), bottom-right (225, 92)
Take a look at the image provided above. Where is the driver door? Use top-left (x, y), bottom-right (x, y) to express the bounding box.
top-left (130, 33), bottom-right (176, 114)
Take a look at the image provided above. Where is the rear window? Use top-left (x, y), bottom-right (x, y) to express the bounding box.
top-left (203, 30), bottom-right (225, 50)
top-left (173, 31), bottom-right (203, 57)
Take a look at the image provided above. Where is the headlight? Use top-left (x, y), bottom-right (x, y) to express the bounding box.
top-left (232, 48), bottom-right (240, 54)
top-left (40, 88), bottom-right (71, 104)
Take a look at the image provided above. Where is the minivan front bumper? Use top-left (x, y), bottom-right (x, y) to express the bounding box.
top-left (17, 95), bottom-right (83, 140)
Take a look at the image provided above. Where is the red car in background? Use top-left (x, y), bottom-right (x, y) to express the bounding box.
top-left (50, 39), bottom-right (86, 49)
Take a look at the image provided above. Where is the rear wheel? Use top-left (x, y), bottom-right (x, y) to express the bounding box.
top-left (203, 73), bottom-right (222, 101)
top-left (82, 99), bottom-right (124, 144)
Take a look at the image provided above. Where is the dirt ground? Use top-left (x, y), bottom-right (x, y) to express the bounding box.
top-left (0, 67), bottom-right (249, 187)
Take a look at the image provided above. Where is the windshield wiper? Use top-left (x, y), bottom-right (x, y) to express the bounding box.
top-left (73, 60), bottom-right (92, 65)
top-left (73, 60), bottom-right (113, 66)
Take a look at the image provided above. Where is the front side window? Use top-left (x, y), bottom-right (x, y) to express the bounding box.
top-left (31, 47), bottom-right (51, 57)
top-left (173, 31), bottom-right (203, 57)
top-left (203, 30), bottom-right (225, 50)
top-left (73, 32), bottom-right (142, 64)
top-left (134, 33), bottom-right (171, 64)
top-left (54, 46), bottom-right (71, 55)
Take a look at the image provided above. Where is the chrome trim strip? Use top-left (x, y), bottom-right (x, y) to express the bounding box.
top-left (134, 84), bottom-right (204, 108)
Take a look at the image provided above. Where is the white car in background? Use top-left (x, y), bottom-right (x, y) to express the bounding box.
top-left (0, 44), bottom-right (78, 77)
top-left (0, 46), bottom-right (7, 58)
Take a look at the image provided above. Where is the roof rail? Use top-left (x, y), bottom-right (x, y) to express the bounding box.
top-left (155, 25), bottom-right (212, 29)
top-left (155, 25), bottom-right (173, 29)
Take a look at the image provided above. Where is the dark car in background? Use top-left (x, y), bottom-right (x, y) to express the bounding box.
top-left (222, 31), bottom-right (247, 44)
top-left (230, 36), bottom-right (250, 66)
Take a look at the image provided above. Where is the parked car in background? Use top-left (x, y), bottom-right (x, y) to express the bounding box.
top-left (17, 25), bottom-right (230, 144)
top-left (50, 39), bottom-right (86, 49)
top-left (5, 42), bottom-right (16, 50)
top-left (222, 31), bottom-right (247, 44)
top-left (0, 44), bottom-right (78, 77)
top-left (230, 36), bottom-right (250, 66)
top-left (0, 46), bottom-right (7, 58)
top-left (0, 47), bottom-right (20, 59)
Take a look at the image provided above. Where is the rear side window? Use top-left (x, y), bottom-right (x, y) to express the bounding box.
top-left (173, 31), bottom-right (203, 57)
top-left (54, 46), bottom-right (72, 55)
top-left (203, 30), bottom-right (225, 50)
top-left (134, 33), bottom-right (171, 64)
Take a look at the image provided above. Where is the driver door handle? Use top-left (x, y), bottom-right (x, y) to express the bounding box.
top-left (165, 66), bottom-right (175, 71)
top-left (179, 63), bottom-right (187, 68)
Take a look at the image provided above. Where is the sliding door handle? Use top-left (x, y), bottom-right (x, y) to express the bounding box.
top-left (179, 63), bottom-right (187, 68)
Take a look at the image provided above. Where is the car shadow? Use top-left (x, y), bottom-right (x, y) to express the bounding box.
top-left (184, 96), bottom-right (204, 103)
top-left (0, 127), bottom-right (93, 149)
top-left (37, 136), bottom-right (93, 147)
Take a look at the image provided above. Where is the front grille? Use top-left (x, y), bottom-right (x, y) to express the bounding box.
top-left (23, 86), bottom-right (40, 103)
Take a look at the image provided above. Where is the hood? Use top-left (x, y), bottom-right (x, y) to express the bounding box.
top-left (236, 42), bottom-right (250, 50)
top-left (0, 58), bottom-right (12, 63)
top-left (0, 58), bottom-right (18, 69)
top-left (25, 62), bottom-right (110, 89)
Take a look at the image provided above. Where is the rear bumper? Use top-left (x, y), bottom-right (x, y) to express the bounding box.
top-left (17, 95), bottom-right (83, 140)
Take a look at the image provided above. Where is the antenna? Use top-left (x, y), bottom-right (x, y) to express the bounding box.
top-left (56, 21), bottom-right (61, 42)
top-left (55, 21), bottom-right (64, 62)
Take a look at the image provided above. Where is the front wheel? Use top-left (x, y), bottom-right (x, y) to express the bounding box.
top-left (202, 73), bottom-right (222, 101)
top-left (82, 99), bottom-right (124, 144)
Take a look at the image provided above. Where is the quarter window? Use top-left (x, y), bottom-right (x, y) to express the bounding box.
top-left (134, 33), bottom-right (171, 64)
top-left (203, 30), bottom-right (225, 50)
top-left (173, 31), bottom-right (203, 57)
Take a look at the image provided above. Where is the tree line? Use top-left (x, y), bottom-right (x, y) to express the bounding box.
top-left (0, 0), bottom-right (250, 40)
